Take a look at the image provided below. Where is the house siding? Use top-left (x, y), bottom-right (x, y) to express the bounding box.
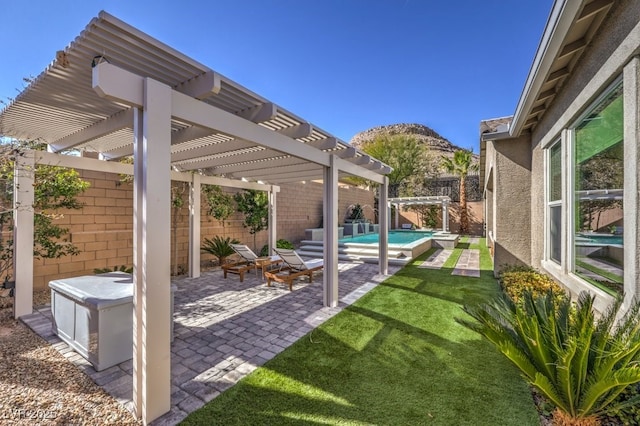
top-left (485, 134), bottom-right (532, 273)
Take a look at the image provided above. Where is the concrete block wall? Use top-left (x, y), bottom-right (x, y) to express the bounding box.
top-left (396, 201), bottom-right (484, 235)
top-left (30, 173), bottom-right (375, 290)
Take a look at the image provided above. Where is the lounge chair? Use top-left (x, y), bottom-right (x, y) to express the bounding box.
top-left (222, 244), bottom-right (280, 282)
top-left (264, 248), bottom-right (324, 291)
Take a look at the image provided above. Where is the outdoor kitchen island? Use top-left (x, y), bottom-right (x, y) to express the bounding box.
top-left (49, 272), bottom-right (175, 371)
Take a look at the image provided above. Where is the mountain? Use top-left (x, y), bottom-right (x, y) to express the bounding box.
top-left (349, 123), bottom-right (477, 161)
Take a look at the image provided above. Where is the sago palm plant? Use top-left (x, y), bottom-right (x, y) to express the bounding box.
top-left (201, 236), bottom-right (240, 266)
top-left (459, 291), bottom-right (640, 425)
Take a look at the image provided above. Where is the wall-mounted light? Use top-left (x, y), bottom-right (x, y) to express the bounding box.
top-left (91, 55), bottom-right (110, 68)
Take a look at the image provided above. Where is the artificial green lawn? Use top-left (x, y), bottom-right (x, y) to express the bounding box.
top-left (181, 238), bottom-right (539, 425)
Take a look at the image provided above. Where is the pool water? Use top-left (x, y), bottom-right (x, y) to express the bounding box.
top-left (340, 231), bottom-right (434, 245)
top-left (576, 233), bottom-right (623, 246)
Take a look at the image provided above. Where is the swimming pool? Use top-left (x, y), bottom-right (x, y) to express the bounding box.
top-left (339, 230), bottom-right (434, 245)
top-left (576, 233), bottom-right (623, 246)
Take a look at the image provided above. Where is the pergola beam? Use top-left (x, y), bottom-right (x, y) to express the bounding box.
top-left (49, 108), bottom-right (134, 152)
top-left (352, 155), bottom-right (371, 165)
top-left (237, 102), bottom-right (278, 123)
top-left (268, 173), bottom-right (323, 183)
top-left (337, 147), bottom-right (357, 159)
top-left (256, 170), bottom-right (324, 183)
top-left (171, 139), bottom-right (255, 164)
top-left (335, 156), bottom-right (385, 184)
top-left (211, 156), bottom-right (302, 174)
top-left (34, 150), bottom-right (274, 191)
top-left (174, 71), bottom-right (221, 99)
top-left (172, 125), bottom-right (223, 146)
top-left (232, 162), bottom-right (321, 179)
top-left (277, 123), bottom-right (313, 139)
top-left (307, 137), bottom-right (337, 150)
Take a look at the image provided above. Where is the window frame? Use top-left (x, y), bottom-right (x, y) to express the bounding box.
top-left (545, 139), bottom-right (563, 265)
top-left (567, 75), bottom-right (624, 294)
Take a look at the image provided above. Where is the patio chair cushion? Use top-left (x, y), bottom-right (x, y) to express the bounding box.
top-left (265, 248), bottom-right (324, 291)
top-left (273, 248), bottom-right (324, 272)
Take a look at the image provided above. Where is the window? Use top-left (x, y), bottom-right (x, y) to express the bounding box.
top-left (572, 80), bottom-right (623, 294)
top-left (548, 142), bottom-right (562, 264)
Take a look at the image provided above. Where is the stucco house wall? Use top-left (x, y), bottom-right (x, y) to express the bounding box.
top-left (484, 134), bottom-right (532, 272)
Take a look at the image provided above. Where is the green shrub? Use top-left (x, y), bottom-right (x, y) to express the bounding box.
top-left (201, 236), bottom-right (240, 265)
top-left (260, 239), bottom-right (294, 257)
top-left (460, 291), bottom-right (640, 424)
top-left (94, 265), bottom-right (133, 274)
top-left (608, 383), bottom-right (640, 425)
top-left (499, 265), bottom-right (565, 303)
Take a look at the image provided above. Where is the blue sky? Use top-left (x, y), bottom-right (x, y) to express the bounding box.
top-left (1, 0), bottom-right (553, 153)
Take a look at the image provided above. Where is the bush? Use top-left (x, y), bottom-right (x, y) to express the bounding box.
top-left (608, 383), bottom-right (640, 425)
top-left (499, 265), bottom-right (565, 303)
top-left (260, 239), bottom-right (294, 257)
top-left (460, 291), bottom-right (640, 425)
top-left (201, 236), bottom-right (240, 265)
top-left (94, 265), bottom-right (133, 274)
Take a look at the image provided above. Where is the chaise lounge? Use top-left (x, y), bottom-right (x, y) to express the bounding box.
top-left (222, 244), bottom-right (281, 282)
top-left (264, 248), bottom-right (324, 291)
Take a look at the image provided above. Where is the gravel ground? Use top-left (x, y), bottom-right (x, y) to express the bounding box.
top-left (0, 291), bottom-right (140, 425)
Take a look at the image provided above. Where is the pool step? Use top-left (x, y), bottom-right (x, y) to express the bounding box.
top-left (298, 240), bottom-right (411, 265)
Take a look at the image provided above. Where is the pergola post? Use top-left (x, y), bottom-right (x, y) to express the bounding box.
top-left (132, 78), bottom-right (172, 423)
top-left (443, 201), bottom-right (449, 232)
top-left (323, 155), bottom-right (339, 307)
top-left (13, 150), bottom-right (35, 319)
top-left (394, 203), bottom-right (399, 229)
top-left (268, 187), bottom-right (277, 254)
top-left (379, 177), bottom-right (389, 275)
top-left (189, 173), bottom-right (201, 278)
top-left (132, 107), bottom-right (144, 414)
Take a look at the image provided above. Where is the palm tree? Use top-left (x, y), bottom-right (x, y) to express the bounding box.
top-left (441, 150), bottom-right (478, 234)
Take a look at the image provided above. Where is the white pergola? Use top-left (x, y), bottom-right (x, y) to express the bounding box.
top-left (387, 196), bottom-right (451, 232)
top-left (0, 11), bottom-right (392, 424)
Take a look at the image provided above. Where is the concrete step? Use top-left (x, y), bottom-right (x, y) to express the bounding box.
top-left (299, 243), bottom-right (409, 261)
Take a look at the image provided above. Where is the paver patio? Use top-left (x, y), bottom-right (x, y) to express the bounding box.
top-left (21, 260), bottom-right (400, 425)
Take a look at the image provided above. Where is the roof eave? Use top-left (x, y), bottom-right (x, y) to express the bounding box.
top-left (510, 0), bottom-right (583, 137)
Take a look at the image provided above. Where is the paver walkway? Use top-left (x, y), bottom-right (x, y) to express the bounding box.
top-left (418, 248), bottom-right (453, 269)
top-left (21, 260), bottom-right (400, 425)
top-left (452, 249), bottom-right (481, 277)
top-left (468, 237), bottom-right (480, 245)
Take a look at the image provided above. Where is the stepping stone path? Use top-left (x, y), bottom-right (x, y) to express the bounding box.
top-left (468, 237), bottom-right (480, 245)
top-left (452, 249), bottom-right (481, 277)
top-left (418, 249), bottom-right (453, 269)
